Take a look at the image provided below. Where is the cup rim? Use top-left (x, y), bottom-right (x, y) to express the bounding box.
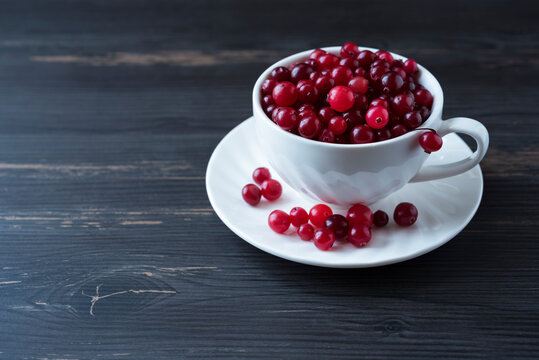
top-left (253, 46), bottom-right (444, 148)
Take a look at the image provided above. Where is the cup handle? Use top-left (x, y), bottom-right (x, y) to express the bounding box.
top-left (410, 117), bottom-right (489, 182)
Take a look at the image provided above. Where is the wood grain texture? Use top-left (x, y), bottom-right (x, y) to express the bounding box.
top-left (0, 0), bottom-right (538, 359)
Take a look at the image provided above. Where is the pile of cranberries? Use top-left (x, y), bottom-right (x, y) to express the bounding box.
top-left (260, 42), bottom-right (435, 144)
top-left (242, 167), bottom-right (282, 206)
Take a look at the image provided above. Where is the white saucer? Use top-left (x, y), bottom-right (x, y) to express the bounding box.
top-left (206, 117), bottom-right (483, 268)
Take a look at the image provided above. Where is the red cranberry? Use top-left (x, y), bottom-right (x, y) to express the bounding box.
top-left (350, 125), bottom-right (374, 144)
top-left (330, 66), bottom-right (354, 86)
top-left (404, 77), bottom-right (416, 92)
top-left (309, 49), bottom-right (326, 61)
top-left (417, 105), bottom-right (431, 121)
top-left (390, 124), bottom-right (408, 138)
top-left (318, 106), bottom-right (335, 123)
top-left (314, 75), bottom-right (335, 95)
top-left (242, 184), bottom-right (261, 206)
top-left (268, 210), bottom-right (290, 234)
top-left (253, 167), bottom-right (271, 185)
top-left (324, 214), bottom-right (349, 239)
top-left (297, 82), bottom-right (319, 104)
top-left (314, 228), bottom-right (336, 251)
top-left (393, 59), bottom-right (404, 67)
top-left (298, 115), bottom-right (322, 139)
top-left (419, 131), bottom-right (443, 153)
top-left (318, 129), bottom-right (335, 143)
top-left (262, 94), bottom-right (274, 107)
top-left (290, 207), bottom-right (309, 227)
top-left (354, 67), bottom-right (368, 77)
top-left (381, 71), bottom-right (404, 94)
top-left (264, 104), bottom-right (277, 117)
top-left (348, 224), bottom-right (371, 247)
top-left (340, 42), bottom-right (360, 58)
top-left (343, 107), bottom-right (363, 127)
top-left (370, 98), bottom-right (389, 108)
top-left (414, 89), bottom-right (434, 107)
top-left (261, 79), bottom-right (278, 95)
top-left (366, 106), bottom-right (389, 129)
top-left (290, 63), bottom-right (315, 84)
top-left (391, 93), bottom-right (415, 115)
top-left (297, 223), bottom-right (315, 241)
top-left (298, 109), bottom-right (317, 120)
top-left (391, 66), bottom-right (407, 80)
top-left (375, 128), bottom-right (392, 142)
top-left (272, 81), bottom-right (298, 106)
top-left (329, 116), bottom-right (347, 135)
top-left (348, 76), bottom-right (369, 94)
top-left (309, 204), bottom-right (333, 228)
top-left (373, 210), bottom-right (389, 227)
top-left (339, 57), bottom-right (359, 69)
top-left (403, 59), bottom-right (418, 74)
top-left (353, 93), bottom-right (369, 111)
top-left (369, 65), bottom-right (388, 82)
top-left (356, 50), bottom-right (376, 68)
top-left (297, 103), bottom-right (316, 113)
top-left (304, 58), bottom-right (318, 68)
top-left (393, 202), bottom-right (418, 227)
top-left (371, 59), bottom-right (390, 68)
top-left (318, 53), bottom-right (340, 70)
top-left (402, 111), bottom-right (422, 129)
top-left (328, 86), bottom-right (355, 112)
top-left (376, 50), bottom-right (394, 64)
top-left (346, 204), bottom-right (373, 226)
top-left (270, 66), bottom-right (291, 82)
top-left (274, 107), bottom-right (298, 130)
top-left (261, 179), bottom-right (282, 201)
top-left (309, 71), bottom-right (320, 81)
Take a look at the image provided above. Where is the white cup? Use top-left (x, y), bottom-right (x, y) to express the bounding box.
top-left (252, 46), bottom-right (489, 206)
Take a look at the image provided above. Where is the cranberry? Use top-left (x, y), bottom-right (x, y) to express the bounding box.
top-left (318, 53), bottom-right (340, 70)
top-left (373, 210), bottom-right (389, 227)
top-left (270, 66), bottom-right (291, 82)
top-left (328, 86), bottom-right (355, 112)
top-left (242, 184), bottom-right (261, 206)
top-left (346, 204), bottom-right (373, 226)
top-left (371, 59), bottom-right (390, 68)
top-left (350, 125), bottom-right (374, 144)
top-left (262, 94), bottom-right (274, 107)
top-left (393, 202), bottom-right (418, 227)
top-left (324, 214), bottom-right (349, 239)
top-left (297, 223), bottom-right (315, 241)
top-left (268, 210), bottom-right (291, 234)
top-left (252, 167), bottom-right (271, 185)
top-left (356, 50), bottom-right (376, 68)
top-left (309, 204), bottom-right (333, 228)
top-left (402, 111), bottom-right (422, 129)
top-left (348, 224), bottom-right (371, 247)
top-left (376, 50), bottom-right (394, 64)
top-left (391, 93), bottom-right (415, 115)
top-left (318, 106), bottom-right (335, 123)
top-left (273, 107), bottom-right (298, 130)
top-left (329, 116), bottom-right (347, 135)
top-left (366, 106), bottom-right (389, 129)
top-left (417, 105), bottom-right (431, 121)
top-left (404, 77), bottom-right (416, 92)
top-left (419, 131), bottom-right (443, 153)
top-left (375, 128), bottom-right (391, 142)
top-left (314, 75), bottom-right (335, 95)
top-left (264, 104), bottom-right (277, 118)
top-left (330, 66), bottom-right (354, 86)
top-left (298, 109), bottom-right (317, 120)
top-left (391, 66), bottom-right (407, 80)
top-left (309, 71), bottom-right (320, 81)
top-left (343, 107), bottom-right (364, 127)
top-left (390, 124), bottom-right (408, 138)
top-left (297, 82), bottom-right (319, 104)
top-left (369, 65), bottom-right (388, 82)
top-left (348, 76), bottom-right (369, 94)
top-left (381, 71), bottom-right (404, 94)
top-left (261, 179), bottom-right (282, 201)
top-left (393, 59), bottom-right (404, 67)
top-left (261, 79), bottom-right (278, 95)
top-left (290, 207), bottom-right (309, 227)
top-left (339, 57), bottom-right (359, 69)
top-left (297, 103), bottom-right (316, 113)
top-left (290, 63), bottom-right (315, 84)
top-left (318, 129), bottom-right (335, 143)
top-left (272, 81), bottom-right (298, 106)
top-left (309, 49), bottom-right (326, 61)
top-left (340, 42), bottom-right (360, 58)
top-left (354, 67), bottom-right (368, 77)
top-left (414, 88), bottom-right (434, 107)
top-left (304, 58), bottom-right (318, 69)
top-left (314, 228), bottom-right (336, 251)
top-left (370, 98), bottom-right (389, 108)
top-left (403, 59), bottom-right (418, 74)
top-left (298, 115), bottom-right (322, 139)
top-left (353, 93), bottom-right (369, 110)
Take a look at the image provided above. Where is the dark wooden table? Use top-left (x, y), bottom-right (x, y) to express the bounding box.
top-left (0, 1), bottom-right (537, 359)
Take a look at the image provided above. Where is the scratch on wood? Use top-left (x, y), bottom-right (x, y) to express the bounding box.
top-left (159, 266), bottom-right (218, 271)
top-left (82, 284), bottom-right (176, 316)
top-left (120, 220), bottom-right (163, 225)
top-left (30, 50), bottom-right (279, 66)
top-left (142, 272), bottom-right (154, 277)
top-left (0, 280), bottom-right (21, 285)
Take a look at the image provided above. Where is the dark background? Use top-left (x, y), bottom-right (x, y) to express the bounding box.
top-left (0, 0), bottom-right (538, 359)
